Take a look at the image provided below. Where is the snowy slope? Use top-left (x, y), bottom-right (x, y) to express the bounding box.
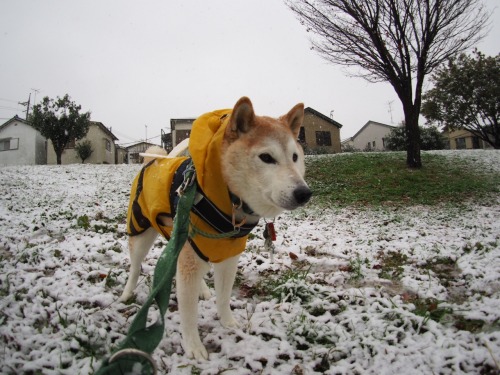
top-left (0, 150), bottom-right (499, 374)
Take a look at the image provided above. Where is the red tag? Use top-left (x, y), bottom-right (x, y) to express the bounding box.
top-left (266, 222), bottom-right (276, 241)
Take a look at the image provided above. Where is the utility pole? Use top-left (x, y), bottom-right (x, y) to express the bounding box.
top-left (145, 125), bottom-right (148, 144)
top-left (19, 93), bottom-right (31, 120)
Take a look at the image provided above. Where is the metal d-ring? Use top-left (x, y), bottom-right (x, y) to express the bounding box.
top-left (108, 348), bottom-right (158, 375)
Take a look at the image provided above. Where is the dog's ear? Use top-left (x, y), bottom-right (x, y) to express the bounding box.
top-left (230, 97), bottom-right (255, 134)
top-left (283, 103), bottom-right (304, 139)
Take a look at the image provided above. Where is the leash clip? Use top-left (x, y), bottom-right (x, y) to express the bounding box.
top-left (231, 200), bottom-right (247, 232)
top-left (178, 162), bottom-right (196, 196)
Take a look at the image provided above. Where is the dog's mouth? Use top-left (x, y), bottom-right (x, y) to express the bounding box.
top-left (276, 185), bottom-right (312, 210)
top-left (253, 186), bottom-right (312, 217)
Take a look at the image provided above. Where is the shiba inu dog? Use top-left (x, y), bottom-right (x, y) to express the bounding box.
top-left (120, 97), bottom-right (311, 360)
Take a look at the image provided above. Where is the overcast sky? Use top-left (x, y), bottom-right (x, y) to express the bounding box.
top-left (1, 0), bottom-right (499, 145)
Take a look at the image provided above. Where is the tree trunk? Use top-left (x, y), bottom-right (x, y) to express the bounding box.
top-left (56, 152), bottom-right (62, 165)
top-left (405, 110), bottom-right (422, 169)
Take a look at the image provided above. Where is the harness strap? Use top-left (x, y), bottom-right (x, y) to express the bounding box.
top-left (129, 160), bottom-right (155, 235)
top-left (169, 158), bottom-right (193, 215)
top-left (192, 188), bottom-right (258, 237)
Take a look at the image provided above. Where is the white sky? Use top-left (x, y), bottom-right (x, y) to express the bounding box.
top-left (1, 0), bottom-right (498, 145)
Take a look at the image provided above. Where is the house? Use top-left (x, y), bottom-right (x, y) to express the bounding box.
top-left (300, 107), bottom-right (343, 153)
top-left (125, 141), bottom-right (161, 164)
top-left (115, 145), bottom-right (128, 164)
top-left (342, 121), bottom-right (396, 151)
top-left (0, 115), bottom-right (47, 166)
top-left (170, 118), bottom-right (195, 148)
top-left (443, 128), bottom-right (493, 150)
top-left (47, 121), bottom-right (119, 164)
top-left (166, 107), bottom-right (343, 154)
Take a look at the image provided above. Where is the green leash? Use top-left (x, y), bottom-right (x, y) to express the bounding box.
top-left (96, 162), bottom-right (197, 375)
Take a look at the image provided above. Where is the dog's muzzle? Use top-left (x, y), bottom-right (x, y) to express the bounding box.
top-left (294, 185), bottom-right (312, 206)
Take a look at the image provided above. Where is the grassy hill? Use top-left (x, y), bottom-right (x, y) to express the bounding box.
top-left (306, 151), bottom-right (500, 207)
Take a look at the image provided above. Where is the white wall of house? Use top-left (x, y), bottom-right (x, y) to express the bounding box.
top-left (0, 119), bottom-right (47, 165)
top-left (352, 121), bottom-right (395, 151)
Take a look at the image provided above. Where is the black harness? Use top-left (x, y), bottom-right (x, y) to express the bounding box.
top-left (171, 158), bottom-right (258, 238)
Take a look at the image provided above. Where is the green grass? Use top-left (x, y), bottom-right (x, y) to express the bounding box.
top-left (305, 152), bottom-right (500, 207)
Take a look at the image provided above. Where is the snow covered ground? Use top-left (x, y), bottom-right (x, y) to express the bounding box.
top-left (0, 150), bottom-right (499, 374)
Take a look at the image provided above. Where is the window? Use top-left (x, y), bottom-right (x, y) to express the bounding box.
top-left (175, 129), bottom-right (191, 145)
top-left (315, 131), bottom-right (332, 146)
top-left (105, 139), bottom-right (111, 152)
top-left (0, 138), bottom-right (19, 151)
top-left (455, 137), bottom-right (466, 149)
top-left (66, 138), bottom-right (76, 149)
top-left (298, 127), bottom-right (306, 144)
top-left (472, 137), bottom-right (481, 149)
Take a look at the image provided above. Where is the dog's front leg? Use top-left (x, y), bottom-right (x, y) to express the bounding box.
top-left (213, 254), bottom-right (240, 328)
top-left (176, 243), bottom-right (210, 360)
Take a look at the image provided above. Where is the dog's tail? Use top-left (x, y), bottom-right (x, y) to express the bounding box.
top-left (142, 146), bottom-right (168, 164)
top-left (168, 138), bottom-right (190, 158)
top-left (140, 139), bottom-right (190, 164)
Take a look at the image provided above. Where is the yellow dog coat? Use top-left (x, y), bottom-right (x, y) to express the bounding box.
top-left (127, 109), bottom-right (258, 263)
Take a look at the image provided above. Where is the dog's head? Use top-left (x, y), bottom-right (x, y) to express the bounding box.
top-left (221, 97), bottom-right (312, 218)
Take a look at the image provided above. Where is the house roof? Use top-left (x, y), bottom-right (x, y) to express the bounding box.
top-left (305, 107), bottom-right (343, 129)
top-left (351, 120), bottom-right (396, 140)
top-left (91, 121), bottom-right (118, 141)
top-left (0, 115), bottom-right (29, 131)
top-left (124, 141), bottom-right (160, 150)
top-left (0, 117), bottom-right (119, 142)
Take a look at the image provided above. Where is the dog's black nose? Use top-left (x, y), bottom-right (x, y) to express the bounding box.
top-left (294, 186), bottom-right (312, 205)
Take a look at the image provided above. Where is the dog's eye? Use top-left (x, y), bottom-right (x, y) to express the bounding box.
top-left (259, 153), bottom-right (276, 164)
top-left (293, 153), bottom-right (298, 162)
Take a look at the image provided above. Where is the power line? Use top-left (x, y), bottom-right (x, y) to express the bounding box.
top-left (0, 105), bottom-right (22, 111)
top-left (117, 134), bottom-right (162, 147)
top-left (0, 98), bottom-right (20, 104)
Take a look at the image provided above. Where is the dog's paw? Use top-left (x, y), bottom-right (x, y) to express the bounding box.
top-left (183, 340), bottom-right (209, 360)
top-left (199, 280), bottom-right (212, 300)
top-left (118, 292), bottom-right (133, 303)
top-left (220, 314), bottom-right (240, 329)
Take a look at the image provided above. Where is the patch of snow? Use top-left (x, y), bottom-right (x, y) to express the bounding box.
top-left (0, 151), bottom-right (499, 374)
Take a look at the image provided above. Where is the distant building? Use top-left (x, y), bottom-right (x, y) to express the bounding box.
top-left (47, 121), bottom-right (119, 164)
top-left (170, 118), bottom-right (195, 148)
top-left (166, 107), bottom-right (343, 154)
top-left (0, 115), bottom-right (47, 166)
top-left (300, 107), bottom-right (343, 154)
top-left (443, 128), bottom-right (493, 150)
top-left (115, 145), bottom-right (128, 164)
top-left (342, 121), bottom-right (396, 151)
top-left (125, 141), bottom-right (161, 164)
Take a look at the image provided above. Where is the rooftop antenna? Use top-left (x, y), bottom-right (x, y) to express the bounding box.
top-left (31, 88), bottom-right (40, 106)
top-left (330, 110), bottom-right (334, 119)
top-left (387, 100), bottom-right (394, 123)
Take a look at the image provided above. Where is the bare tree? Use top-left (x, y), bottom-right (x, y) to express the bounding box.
top-left (285, 0), bottom-right (490, 168)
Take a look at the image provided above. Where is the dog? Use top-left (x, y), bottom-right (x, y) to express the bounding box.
top-left (120, 97), bottom-right (312, 360)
